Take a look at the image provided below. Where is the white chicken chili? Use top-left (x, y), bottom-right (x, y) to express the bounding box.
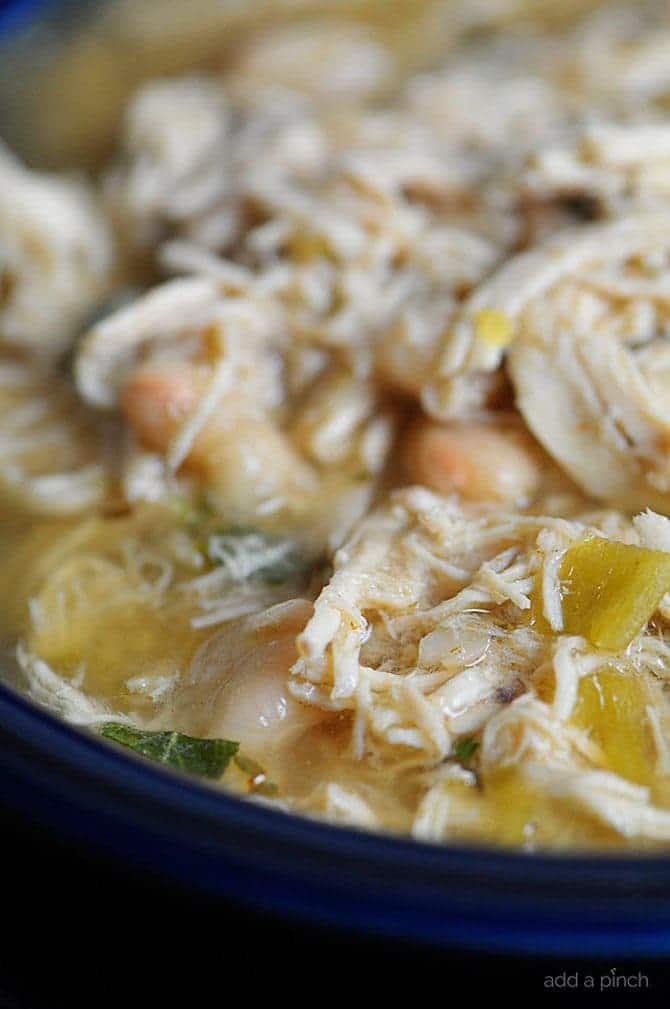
top-left (7, 0), bottom-right (670, 849)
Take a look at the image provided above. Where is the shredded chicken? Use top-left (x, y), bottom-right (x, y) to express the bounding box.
top-left (287, 487), bottom-right (670, 842)
top-left (506, 215), bottom-right (670, 510)
top-left (0, 357), bottom-right (108, 515)
top-left (0, 143), bottom-right (114, 355)
top-left (16, 645), bottom-right (132, 727)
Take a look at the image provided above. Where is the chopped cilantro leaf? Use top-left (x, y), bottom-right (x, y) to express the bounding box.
top-left (206, 527), bottom-right (309, 584)
top-left (100, 723), bottom-right (238, 779)
top-left (454, 737), bottom-right (480, 763)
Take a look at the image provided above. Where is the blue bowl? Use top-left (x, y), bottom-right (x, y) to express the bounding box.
top-left (3, 0), bottom-right (670, 958)
top-left (4, 679), bottom-right (670, 957)
top-left (0, 0), bottom-right (58, 33)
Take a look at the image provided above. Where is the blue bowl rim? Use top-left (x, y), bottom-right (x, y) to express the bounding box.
top-left (4, 675), bottom-right (670, 957)
top-left (0, 0), bottom-right (60, 33)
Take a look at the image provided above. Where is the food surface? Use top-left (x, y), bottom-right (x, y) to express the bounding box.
top-left (8, 0), bottom-right (670, 849)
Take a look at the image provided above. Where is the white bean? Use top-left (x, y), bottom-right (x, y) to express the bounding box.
top-left (171, 600), bottom-right (325, 761)
top-left (404, 416), bottom-right (543, 504)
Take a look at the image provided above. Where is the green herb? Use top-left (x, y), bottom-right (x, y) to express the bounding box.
top-left (100, 723), bottom-right (238, 779)
top-left (170, 495), bottom-right (215, 530)
top-left (206, 526), bottom-right (309, 585)
top-left (171, 504), bottom-right (315, 585)
top-left (454, 737), bottom-right (480, 764)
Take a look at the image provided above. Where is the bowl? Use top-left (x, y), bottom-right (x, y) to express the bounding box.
top-left (3, 0), bottom-right (670, 960)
